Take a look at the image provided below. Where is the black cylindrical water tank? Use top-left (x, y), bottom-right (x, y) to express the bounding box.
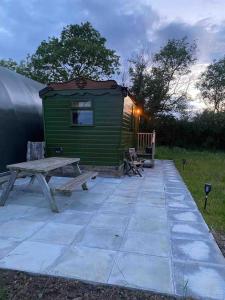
top-left (0, 67), bottom-right (45, 171)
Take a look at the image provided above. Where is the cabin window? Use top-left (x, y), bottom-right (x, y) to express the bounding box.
top-left (71, 110), bottom-right (93, 125)
top-left (71, 100), bottom-right (93, 126)
top-left (71, 100), bottom-right (92, 108)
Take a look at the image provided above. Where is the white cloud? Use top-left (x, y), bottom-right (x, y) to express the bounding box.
top-left (0, 27), bottom-right (12, 36)
top-left (149, 0), bottom-right (225, 25)
top-left (187, 64), bottom-right (208, 110)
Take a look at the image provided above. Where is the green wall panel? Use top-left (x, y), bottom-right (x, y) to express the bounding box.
top-left (43, 89), bottom-right (124, 166)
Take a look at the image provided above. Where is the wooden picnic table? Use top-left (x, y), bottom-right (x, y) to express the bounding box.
top-left (0, 157), bottom-right (97, 213)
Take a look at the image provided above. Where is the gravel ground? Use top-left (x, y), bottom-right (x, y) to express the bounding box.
top-left (0, 270), bottom-right (179, 300)
top-left (212, 229), bottom-right (225, 257)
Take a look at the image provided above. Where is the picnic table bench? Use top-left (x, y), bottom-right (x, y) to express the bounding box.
top-left (0, 172), bottom-right (11, 185)
top-left (0, 157), bottom-right (97, 213)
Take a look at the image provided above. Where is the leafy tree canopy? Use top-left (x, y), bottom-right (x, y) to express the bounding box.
top-left (197, 57), bottom-right (225, 112)
top-left (129, 53), bottom-right (148, 107)
top-left (0, 58), bottom-right (31, 78)
top-left (0, 22), bottom-right (120, 83)
top-left (129, 38), bottom-right (197, 118)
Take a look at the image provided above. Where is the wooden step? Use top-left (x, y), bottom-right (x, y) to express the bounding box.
top-left (55, 171), bottom-right (98, 195)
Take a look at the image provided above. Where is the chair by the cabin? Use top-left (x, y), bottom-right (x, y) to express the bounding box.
top-left (26, 141), bottom-right (45, 161)
top-left (123, 150), bottom-right (143, 177)
top-left (0, 142), bottom-right (45, 188)
top-left (128, 148), bottom-right (144, 171)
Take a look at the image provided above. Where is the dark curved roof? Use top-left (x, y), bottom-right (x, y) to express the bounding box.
top-left (49, 78), bottom-right (118, 89)
top-left (0, 67), bottom-right (45, 171)
top-left (40, 78), bottom-right (119, 96)
top-left (39, 77), bottom-right (139, 105)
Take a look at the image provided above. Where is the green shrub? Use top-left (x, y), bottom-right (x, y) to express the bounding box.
top-left (149, 110), bottom-right (225, 151)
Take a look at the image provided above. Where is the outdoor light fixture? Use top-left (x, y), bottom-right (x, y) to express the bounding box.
top-left (204, 183), bottom-right (212, 210)
top-left (136, 108), bottom-right (141, 115)
top-left (54, 147), bottom-right (63, 154)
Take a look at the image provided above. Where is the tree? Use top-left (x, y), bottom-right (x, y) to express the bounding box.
top-left (129, 38), bottom-right (197, 117)
top-left (27, 22), bottom-right (120, 83)
top-left (129, 52), bottom-right (149, 108)
top-left (0, 58), bottom-right (19, 72)
top-left (1, 22), bottom-right (120, 83)
top-left (0, 58), bottom-right (37, 78)
top-left (197, 57), bottom-right (225, 112)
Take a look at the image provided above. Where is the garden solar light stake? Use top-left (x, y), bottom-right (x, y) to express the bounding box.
top-left (204, 183), bottom-right (212, 210)
top-left (182, 159), bottom-right (186, 170)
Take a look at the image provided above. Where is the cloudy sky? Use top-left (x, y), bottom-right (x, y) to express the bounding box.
top-left (1, 0), bottom-right (225, 107)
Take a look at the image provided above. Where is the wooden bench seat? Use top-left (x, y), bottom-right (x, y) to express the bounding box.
top-left (0, 172), bottom-right (34, 187)
top-left (55, 171), bottom-right (98, 195)
top-left (0, 175), bottom-right (10, 185)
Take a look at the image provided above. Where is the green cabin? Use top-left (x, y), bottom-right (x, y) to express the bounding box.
top-left (39, 79), bottom-right (140, 174)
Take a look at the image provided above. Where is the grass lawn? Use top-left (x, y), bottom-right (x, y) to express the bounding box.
top-left (156, 146), bottom-right (225, 231)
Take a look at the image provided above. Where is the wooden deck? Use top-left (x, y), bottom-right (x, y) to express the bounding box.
top-left (136, 131), bottom-right (156, 164)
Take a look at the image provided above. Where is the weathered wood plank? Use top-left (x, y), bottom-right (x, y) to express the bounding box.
top-left (0, 172), bottom-right (11, 185)
top-left (35, 174), bottom-right (59, 213)
top-left (0, 171), bottom-right (11, 178)
top-left (56, 171), bottom-right (98, 193)
top-left (0, 171), bottom-right (18, 206)
top-left (72, 162), bottom-right (82, 177)
top-left (0, 175), bottom-right (10, 185)
top-left (27, 141), bottom-right (45, 161)
top-left (7, 157), bottom-right (80, 173)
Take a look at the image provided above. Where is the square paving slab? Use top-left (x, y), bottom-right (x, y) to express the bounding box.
top-left (0, 160), bottom-right (224, 299)
top-left (172, 238), bottom-right (225, 264)
top-left (0, 238), bottom-right (19, 259)
top-left (0, 205), bottom-right (32, 223)
top-left (168, 209), bottom-right (204, 223)
top-left (0, 219), bottom-right (45, 240)
top-left (120, 231), bottom-right (170, 257)
top-left (128, 215), bottom-right (168, 234)
top-left (170, 222), bottom-right (211, 240)
top-left (89, 212), bottom-right (129, 230)
top-left (51, 246), bottom-right (116, 283)
top-left (30, 222), bottom-right (83, 245)
top-left (52, 211), bottom-right (93, 225)
top-left (108, 252), bottom-right (173, 294)
top-left (173, 261), bottom-right (225, 299)
top-left (0, 241), bottom-right (65, 273)
top-left (77, 226), bottom-right (124, 250)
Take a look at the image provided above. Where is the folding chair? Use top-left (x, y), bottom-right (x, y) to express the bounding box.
top-left (0, 142), bottom-right (46, 189)
top-left (26, 141), bottom-right (46, 184)
top-left (123, 150), bottom-right (143, 177)
top-left (26, 141), bottom-right (45, 161)
top-left (128, 148), bottom-right (144, 172)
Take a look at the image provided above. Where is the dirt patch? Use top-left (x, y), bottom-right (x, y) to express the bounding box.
top-left (212, 229), bottom-right (225, 257)
top-left (0, 269), bottom-right (187, 300)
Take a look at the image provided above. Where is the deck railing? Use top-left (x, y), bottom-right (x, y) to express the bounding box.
top-left (137, 131), bottom-right (156, 153)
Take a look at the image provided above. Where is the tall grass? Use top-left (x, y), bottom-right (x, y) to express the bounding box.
top-left (156, 146), bottom-right (225, 230)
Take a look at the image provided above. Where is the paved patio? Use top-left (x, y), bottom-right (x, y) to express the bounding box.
top-left (0, 160), bottom-right (225, 299)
